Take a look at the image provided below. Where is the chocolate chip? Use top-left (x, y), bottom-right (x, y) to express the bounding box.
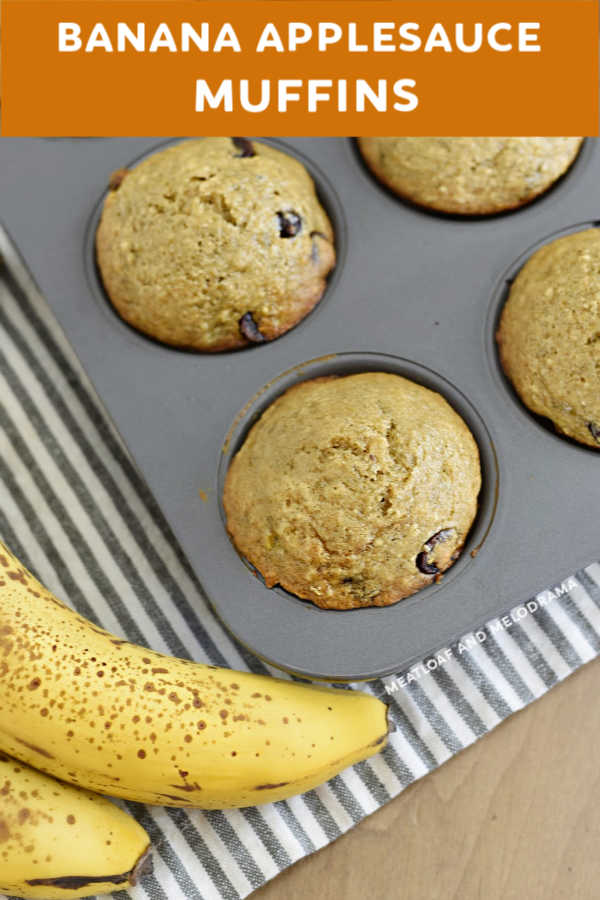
top-left (416, 529), bottom-right (454, 575)
top-left (277, 211), bottom-right (302, 238)
top-left (232, 137), bottom-right (255, 158)
top-left (416, 552), bottom-right (440, 576)
top-left (587, 422), bottom-right (600, 444)
top-left (108, 168), bottom-right (129, 191)
top-left (239, 312), bottom-right (266, 344)
top-left (424, 529), bottom-right (454, 552)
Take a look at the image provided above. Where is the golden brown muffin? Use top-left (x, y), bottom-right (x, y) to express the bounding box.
top-left (223, 373), bottom-right (481, 609)
top-left (497, 228), bottom-right (600, 448)
top-left (357, 137), bottom-right (583, 215)
top-left (96, 138), bottom-right (335, 351)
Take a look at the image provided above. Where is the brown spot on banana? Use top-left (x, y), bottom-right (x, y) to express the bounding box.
top-left (255, 781), bottom-right (289, 790)
top-left (26, 846), bottom-right (152, 890)
top-left (13, 738), bottom-right (54, 760)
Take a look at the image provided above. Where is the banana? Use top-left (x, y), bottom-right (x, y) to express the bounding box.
top-left (0, 751), bottom-right (150, 900)
top-left (0, 542), bottom-right (388, 808)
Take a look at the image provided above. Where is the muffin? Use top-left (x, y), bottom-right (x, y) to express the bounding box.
top-left (357, 138), bottom-right (583, 215)
top-left (223, 373), bottom-right (481, 610)
top-left (497, 228), bottom-right (600, 448)
top-left (96, 138), bottom-right (335, 351)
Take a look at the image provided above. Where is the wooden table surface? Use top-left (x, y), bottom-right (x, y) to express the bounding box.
top-left (255, 655), bottom-right (600, 900)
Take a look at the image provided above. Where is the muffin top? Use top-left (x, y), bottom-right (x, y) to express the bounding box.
top-left (96, 138), bottom-right (335, 351)
top-left (223, 373), bottom-right (481, 610)
top-left (497, 228), bottom-right (600, 449)
top-left (358, 137), bottom-right (583, 215)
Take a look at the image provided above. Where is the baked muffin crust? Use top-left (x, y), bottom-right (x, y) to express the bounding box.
top-left (358, 137), bottom-right (583, 215)
top-left (497, 228), bottom-right (600, 448)
top-left (223, 373), bottom-right (482, 609)
top-left (96, 138), bottom-right (335, 350)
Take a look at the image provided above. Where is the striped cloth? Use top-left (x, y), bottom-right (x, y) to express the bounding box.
top-left (2, 263), bottom-right (600, 900)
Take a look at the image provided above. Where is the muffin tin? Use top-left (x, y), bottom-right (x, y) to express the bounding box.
top-left (0, 137), bottom-right (598, 682)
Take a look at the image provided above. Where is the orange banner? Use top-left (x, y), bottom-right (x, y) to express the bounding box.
top-left (1, 0), bottom-right (598, 136)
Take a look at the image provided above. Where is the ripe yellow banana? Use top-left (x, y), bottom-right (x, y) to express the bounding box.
top-left (0, 751), bottom-right (150, 900)
top-left (0, 541), bottom-right (388, 808)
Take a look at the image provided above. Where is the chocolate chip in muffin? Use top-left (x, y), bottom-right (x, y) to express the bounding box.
top-left (277, 210), bottom-right (302, 238)
top-left (232, 137), bottom-right (256, 158)
top-left (416, 528), bottom-right (454, 575)
top-left (239, 312), bottom-right (266, 344)
top-left (415, 553), bottom-right (440, 576)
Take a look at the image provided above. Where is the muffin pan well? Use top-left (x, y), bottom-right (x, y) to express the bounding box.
top-left (85, 138), bottom-right (348, 353)
top-left (218, 352), bottom-right (498, 614)
top-left (0, 137), bottom-right (598, 681)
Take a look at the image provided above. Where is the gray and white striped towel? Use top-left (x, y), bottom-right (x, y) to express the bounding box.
top-left (1, 262), bottom-right (600, 900)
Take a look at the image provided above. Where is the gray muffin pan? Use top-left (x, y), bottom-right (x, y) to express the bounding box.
top-left (0, 137), bottom-right (598, 682)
